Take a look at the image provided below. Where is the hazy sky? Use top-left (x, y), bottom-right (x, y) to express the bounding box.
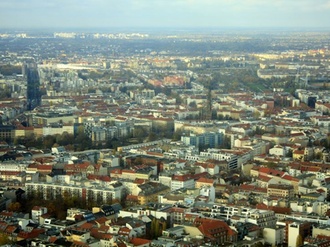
top-left (0, 0), bottom-right (330, 30)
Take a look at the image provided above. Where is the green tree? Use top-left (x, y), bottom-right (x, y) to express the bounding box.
top-left (74, 126), bottom-right (92, 151)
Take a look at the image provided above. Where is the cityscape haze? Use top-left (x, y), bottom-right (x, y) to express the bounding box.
top-left (1, 1), bottom-right (330, 247)
top-left (0, 0), bottom-right (330, 30)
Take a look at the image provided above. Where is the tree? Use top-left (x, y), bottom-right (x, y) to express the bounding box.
top-left (8, 202), bottom-right (22, 212)
top-left (188, 101), bottom-right (197, 109)
top-left (171, 92), bottom-right (182, 104)
top-left (253, 242), bottom-right (264, 247)
top-left (133, 157), bottom-right (143, 166)
top-left (74, 127), bottom-right (92, 151)
top-left (149, 218), bottom-right (166, 239)
top-left (253, 111), bottom-right (261, 119)
top-left (43, 135), bottom-right (56, 149)
top-left (26, 135), bottom-right (43, 148)
top-left (154, 220), bottom-right (160, 238)
top-left (286, 149), bottom-right (293, 158)
top-left (296, 234), bottom-right (303, 247)
top-left (134, 126), bottom-right (148, 142)
top-left (106, 137), bottom-right (121, 149)
top-left (0, 87), bottom-right (11, 99)
top-left (219, 135), bottom-right (231, 149)
top-left (0, 232), bottom-right (9, 245)
top-left (0, 64), bottom-right (22, 76)
top-left (172, 130), bottom-right (183, 141)
top-left (315, 152), bottom-right (323, 160)
top-left (56, 132), bottom-right (74, 146)
top-left (46, 202), bottom-right (57, 216)
top-left (150, 218), bottom-right (156, 239)
top-left (161, 219), bottom-right (167, 232)
top-left (147, 132), bottom-right (157, 142)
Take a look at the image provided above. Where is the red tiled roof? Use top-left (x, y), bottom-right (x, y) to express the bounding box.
top-left (195, 218), bottom-right (232, 240)
top-left (37, 164), bottom-right (52, 171)
top-left (95, 217), bottom-right (108, 225)
top-left (257, 175), bottom-right (272, 182)
top-left (118, 227), bottom-right (131, 235)
top-left (293, 150), bottom-right (305, 155)
top-left (110, 168), bottom-right (122, 174)
top-left (130, 238), bottom-right (152, 246)
top-left (258, 167), bottom-right (285, 177)
top-left (87, 174), bottom-right (111, 182)
top-left (239, 184), bottom-right (267, 194)
top-left (256, 204), bottom-right (291, 214)
top-left (170, 207), bottom-right (185, 213)
top-left (48, 236), bottom-right (58, 243)
top-left (193, 172), bottom-right (209, 180)
top-left (282, 174), bottom-right (299, 182)
top-left (98, 225), bottom-right (110, 233)
top-left (134, 178), bottom-right (147, 185)
top-left (5, 225), bottom-right (17, 234)
top-left (71, 241), bottom-right (89, 247)
top-left (122, 169), bottom-right (135, 174)
top-left (196, 177), bottom-right (214, 184)
top-left (172, 174), bottom-right (193, 181)
top-left (79, 222), bottom-right (94, 230)
top-left (126, 195), bottom-right (139, 201)
top-left (0, 171), bottom-right (20, 176)
top-left (17, 228), bottom-right (46, 239)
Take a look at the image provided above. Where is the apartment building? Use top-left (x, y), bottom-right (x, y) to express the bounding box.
top-left (267, 184), bottom-right (294, 198)
top-left (25, 181), bottom-right (123, 203)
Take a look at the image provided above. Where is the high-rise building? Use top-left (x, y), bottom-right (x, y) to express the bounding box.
top-left (25, 63), bottom-right (41, 110)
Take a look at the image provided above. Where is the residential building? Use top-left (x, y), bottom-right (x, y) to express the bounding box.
top-left (171, 174), bottom-right (195, 191)
top-left (25, 181), bottom-right (123, 204)
top-left (31, 206), bottom-right (48, 224)
top-left (287, 221), bottom-right (312, 247)
top-left (263, 225), bottom-right (286, 246)
top-left (267, 184), bottom-right (294, 198)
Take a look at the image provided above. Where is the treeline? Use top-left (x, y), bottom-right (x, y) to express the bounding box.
top-left (12, 123), bottom-right (176, 152)
top-left (11, 191), bottom-right (114, 220)
top-left (0, 86), bottom-right (11, 99)
top-left (14, 130), bottom-right (92, 152)
top-left (0, 65), bottom-right (22, 76)
top-left (116, 38), bottom-right (283, 55)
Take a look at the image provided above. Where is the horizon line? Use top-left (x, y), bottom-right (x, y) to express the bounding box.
top-left (1, 26), bottom-right (330, 34)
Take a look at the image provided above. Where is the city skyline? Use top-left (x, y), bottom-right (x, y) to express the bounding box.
top-left (0, 0), bottom-right (330, 30)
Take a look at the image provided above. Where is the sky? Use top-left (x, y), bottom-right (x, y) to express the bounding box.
top-left (0, 0), bottom-right (330, 30)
